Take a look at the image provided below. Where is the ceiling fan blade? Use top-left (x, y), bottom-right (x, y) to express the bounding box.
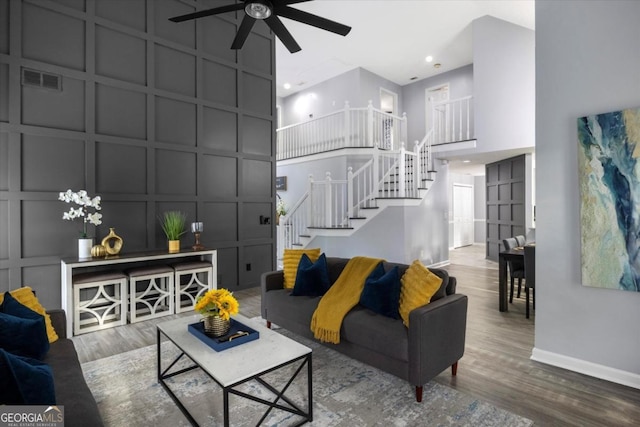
top-left (265, 15), bottom-right (301, 53)
top-left (276, 6), bottom-right (351, 36)
top-left (231, 15), bottom-right (257, 49)
top-left (280, 0), bottom-right (313, 5)
top-left (169, 3), bottom-right (243, 23)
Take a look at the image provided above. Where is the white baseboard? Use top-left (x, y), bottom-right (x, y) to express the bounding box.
top-left (531, 347), bottom-right (640, 390)
top-left (427, 259), bottom-right (450, 269)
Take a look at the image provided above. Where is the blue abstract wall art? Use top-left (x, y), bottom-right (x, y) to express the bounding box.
top-left (577, 107), bottom-right (640, 292)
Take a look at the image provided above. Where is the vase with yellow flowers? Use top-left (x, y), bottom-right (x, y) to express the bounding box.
top-left (195, 288), bottom-right (239, 337)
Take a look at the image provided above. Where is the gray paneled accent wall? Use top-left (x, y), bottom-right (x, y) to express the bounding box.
top-left (485, 155), bottom-right (526, 261)
top-left (0, 0), bottom-right (276, 308)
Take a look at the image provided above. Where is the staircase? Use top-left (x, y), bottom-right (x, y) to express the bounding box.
top-left (277, 97), bottom-right (473, 250)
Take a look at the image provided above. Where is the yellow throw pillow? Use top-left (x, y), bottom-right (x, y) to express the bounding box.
top-left (399, 260), bottom-right (443, 327)
top-left (283, 248), bottom-right (321, 289)
top-left (0, 287), bottom-right (59, 343)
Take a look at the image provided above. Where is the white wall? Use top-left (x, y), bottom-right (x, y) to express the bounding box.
top-left (278, 67), bottom-right (404, 127)
top-left (474, 175), bottom-right (486, 243)
top-left (401, 64), bottom-right (474, 145)
top-left (535, 0), bottom-right (640, 387)
top-left (473, 16), bottom-right (535, 154)
top-left (311, 161), bottom-right (450, 266)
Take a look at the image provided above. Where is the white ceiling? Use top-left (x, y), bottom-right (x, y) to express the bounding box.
top-left (274, 0), bottom-right (535, 98)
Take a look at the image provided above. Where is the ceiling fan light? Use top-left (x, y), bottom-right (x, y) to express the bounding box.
top-left (245, 1), bottom-right (273, 20)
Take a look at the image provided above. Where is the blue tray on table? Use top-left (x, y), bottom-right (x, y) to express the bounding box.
top-left (188, 318), bottom-right (259, 351)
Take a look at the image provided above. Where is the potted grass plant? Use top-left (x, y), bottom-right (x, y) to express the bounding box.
top-left (160, 211), bottom-right (187, 253)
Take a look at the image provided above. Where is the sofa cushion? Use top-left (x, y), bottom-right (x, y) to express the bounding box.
top-left (359, 263), bottom-right (401, 319)
top-left (341, 306), bottom-right (409, 361)
top-left (0, 348), bottom-right (56, 405)
top-left (0, 311), bottom-right (49, 360)
top-left (399, 260), bottom-right (443, 327)
top-left (0, 287), bottom-right (59, 343)
top-left (291, 253), bottom-right (331, 297)
top-left (266, 289), bottom-right (320, 325)
top-left (283, 248), bottom-right (322, 289)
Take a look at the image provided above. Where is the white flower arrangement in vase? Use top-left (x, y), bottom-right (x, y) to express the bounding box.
top-left (59, 189), bottom-right (103, 238)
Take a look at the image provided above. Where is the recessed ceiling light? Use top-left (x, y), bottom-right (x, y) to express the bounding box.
top-left (283, 83), bottom-right (291, 90)
top-left (410, 76), bottom-right (418, 80)
top-left (425, 55), bottom-right (433, 63)
top-left (463, 160), bottom-right (471, 163)
top-left (434, 63), bottom-right (441, 69)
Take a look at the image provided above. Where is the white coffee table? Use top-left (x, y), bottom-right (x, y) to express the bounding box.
top-left (157, 314), bottom-right (313, 426)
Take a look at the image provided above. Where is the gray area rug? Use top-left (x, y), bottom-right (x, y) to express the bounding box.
top-left (82, 327), bottom-right (533, 426)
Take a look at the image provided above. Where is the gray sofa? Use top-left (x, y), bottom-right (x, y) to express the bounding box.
top-left (261, 257), bottom-right (468, 402)
top-left (46, 309), bottom-right (104, 427)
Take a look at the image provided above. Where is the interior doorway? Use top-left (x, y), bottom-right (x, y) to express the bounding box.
top-left (453, 184), bottom-right (474, 248)
top-left (425, 83), bottom-right (449, 136)
top-left (380, 88), bottom-right (399, 149)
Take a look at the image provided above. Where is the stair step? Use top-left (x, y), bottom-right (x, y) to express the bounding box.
top-left (361, 206), bottom-right (380, 210)
top-left (349, 217), bottom-right (367, 220)
top-left (376, 197), bottom-right (421, 200)
top-left (299, 234), bottom-right (311, 238)
top-left (308, 226), bottom-right (354, 230)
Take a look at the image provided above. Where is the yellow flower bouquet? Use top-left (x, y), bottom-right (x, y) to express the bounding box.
top-left (195, 288), bottom-right (239, 321)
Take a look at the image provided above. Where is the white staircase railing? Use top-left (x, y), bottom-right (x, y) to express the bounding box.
top-left (432, 95), bottom-right (474, 145)
top-left (278, 97), bottom-right (474, 248)
top-left (277, 101), bottom-right (407, 160)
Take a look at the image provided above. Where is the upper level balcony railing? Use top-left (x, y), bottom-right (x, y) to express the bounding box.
top-left (277, 101), bottom-right (407, 161)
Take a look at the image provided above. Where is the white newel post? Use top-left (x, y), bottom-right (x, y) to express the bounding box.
top-left (399, 143), bottom-right (406, 198)
top-left (373, 145), bottom-right (380, 197)
top-left (324, 172), bottom-right (332, 228)
top-left (414, 140), bottom-right (421, 189)
top-left (367, 100), bottom-right (374, 147)
top-left (343, 101), bottom-right (350, 147)
top-left (401, 112), bottom-right (408, 150)
top-left (347, 167), bottom-right (354, 219)
top-left (307, 174), bottom-right (314, 227)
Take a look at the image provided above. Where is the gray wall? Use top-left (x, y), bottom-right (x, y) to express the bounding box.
top-left (402, 64), bottom-right (474, 145)
top-left (0, 0), bottom-right (277, 308)
top-left (535, 0), bottom-right (640, 385)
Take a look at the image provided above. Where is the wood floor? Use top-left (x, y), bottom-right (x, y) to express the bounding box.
top-left (72, 245), bottom-right (640, 426)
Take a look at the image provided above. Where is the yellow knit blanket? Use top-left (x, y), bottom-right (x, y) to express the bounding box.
top-left (310, 256), bottom-right (383, 344)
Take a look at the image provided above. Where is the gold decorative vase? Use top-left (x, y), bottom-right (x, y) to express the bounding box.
top-left (203, 316), bottom-right (230, 337)
top-left (91, 244), bottom-right (107, 257)
top-left (101, 227), bottom-right (123, 255)
top-left (168, 240), bottom-right (180, 253)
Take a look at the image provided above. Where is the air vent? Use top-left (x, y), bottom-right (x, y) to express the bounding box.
top-left (21, 68), bottom-right (62, 91)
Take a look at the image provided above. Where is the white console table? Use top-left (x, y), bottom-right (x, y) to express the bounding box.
top-left (61, 249), bottom-right (217, 338)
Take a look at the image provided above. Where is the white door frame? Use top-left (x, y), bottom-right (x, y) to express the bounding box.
top-left (425, 83), bottom-right (450, 136)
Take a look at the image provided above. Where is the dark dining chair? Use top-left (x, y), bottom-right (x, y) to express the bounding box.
top-left (502, 238), bottom-right (525, 302)
top-left (524, 245), bottom-right (536, 319)
top-left (515, 235), bottom-right (526, 247)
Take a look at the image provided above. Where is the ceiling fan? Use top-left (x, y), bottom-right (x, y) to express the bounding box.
top-left (169, 0), bottom-right (351, 53)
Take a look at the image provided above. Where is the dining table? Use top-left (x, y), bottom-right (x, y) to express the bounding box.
top-left (498, 245), bottom-right (533, 312)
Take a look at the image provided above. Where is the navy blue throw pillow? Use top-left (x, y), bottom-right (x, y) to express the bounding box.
top-left (0, 312), bottom-right (49, 360)
top-left (0, 292), bottom-right (49, 359)
top-left (359, 263), bottom-right (401, 319)
top-left (291, 253), bottom-right (331, 297)
top-left (0, 348), bottom-right (56, 405)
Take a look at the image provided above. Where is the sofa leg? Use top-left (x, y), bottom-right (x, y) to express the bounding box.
top-left (266, 320), bottom-right (272, 329)
top-left (451, 361), bottom-right (458, 376)
top-left (415, 385), bottom-right (423, 402)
